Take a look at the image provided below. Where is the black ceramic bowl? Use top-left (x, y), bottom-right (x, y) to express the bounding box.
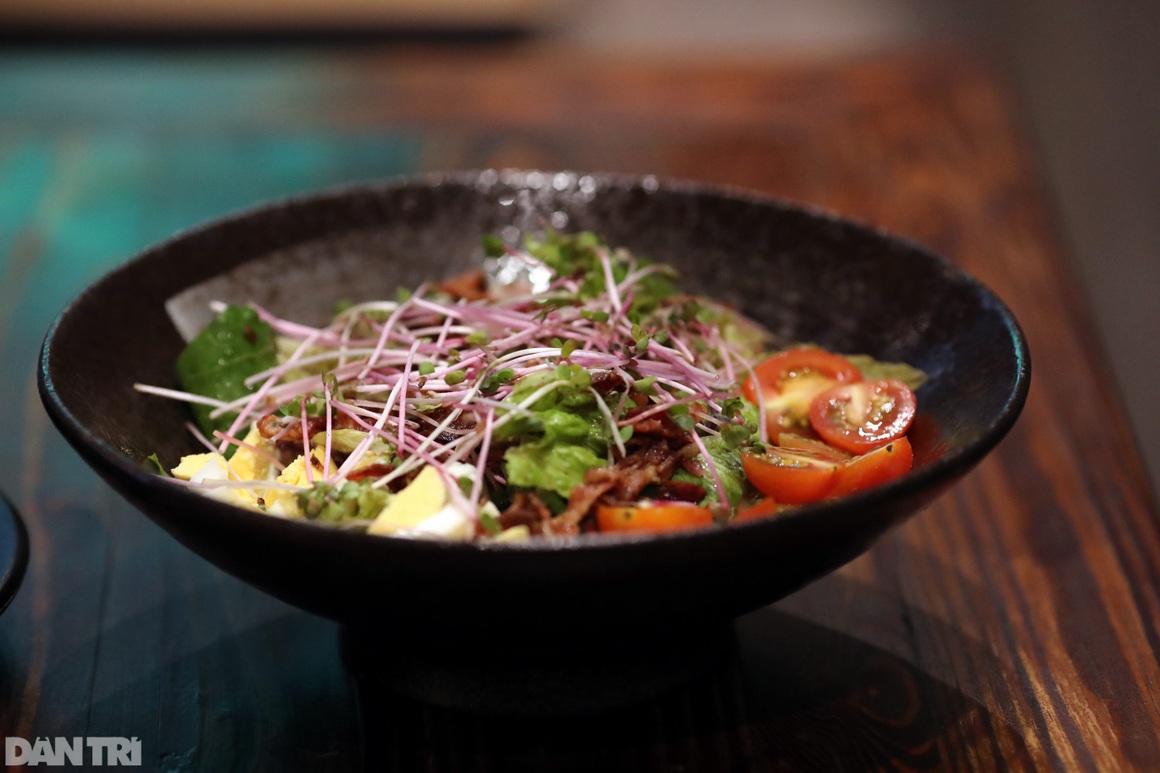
top-left (39, 170), bottom-right (1028, 652)
top-left (0, 494), bottom-right (28, 617)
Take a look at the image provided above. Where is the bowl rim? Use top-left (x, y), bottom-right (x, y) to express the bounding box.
top-left (38, 168), bottom-right (1032, 556)
top-left (0, 492), bottom-right (29, 616)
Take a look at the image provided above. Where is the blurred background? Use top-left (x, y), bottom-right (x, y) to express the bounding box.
top-left (2, 0), bottom-right (1157, 488)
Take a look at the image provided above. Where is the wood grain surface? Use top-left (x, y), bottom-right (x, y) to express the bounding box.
top-left (1, 44), bottom-right (1157, 771)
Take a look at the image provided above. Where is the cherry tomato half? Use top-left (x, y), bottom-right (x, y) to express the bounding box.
top-left (741, 447), bottom-right (842, 504)
top-left (595, 501), bottom-right (715, 533)
top-left (808, 378), bottom-right (916, 455)
top-left (742, 349), bottom-right (862, 432)
top-left (733, 497), bottom-right (781, 523)
top-left (829, 437), bottom-right (914, 498)
top-left (776, 432), bottom-right (852, 463)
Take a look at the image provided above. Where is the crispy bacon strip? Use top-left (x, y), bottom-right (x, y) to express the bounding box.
top-left (549, 439), bottom-right (687, 531)
top-left (438, 268), bottom-right (489, 301)
top-left (498, 492), bottom-right (553, 534)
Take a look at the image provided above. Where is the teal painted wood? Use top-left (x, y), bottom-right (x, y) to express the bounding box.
top-left (0, 53), bottom-right (328, 129)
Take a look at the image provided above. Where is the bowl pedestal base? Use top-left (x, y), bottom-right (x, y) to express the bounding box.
top-left (339, 622), bottom-right (734, 715)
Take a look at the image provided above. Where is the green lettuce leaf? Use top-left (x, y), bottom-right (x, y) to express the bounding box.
top-left (843, 354), bottom-right (929, 390)
top-left (176, 305), bottom-right (277, 440)
top-left (504, 441), bottom-right (606, 500)
top-left (495, 364), bottom-right (612, 503)
top-left (672, 435), bottom-right (748, 506)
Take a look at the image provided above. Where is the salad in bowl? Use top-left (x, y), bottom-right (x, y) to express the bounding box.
top-left (138, 231), bottom-right (927, 542)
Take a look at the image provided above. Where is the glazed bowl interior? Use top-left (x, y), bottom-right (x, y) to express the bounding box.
top-left (39, 170), bottom-right (1029, 648)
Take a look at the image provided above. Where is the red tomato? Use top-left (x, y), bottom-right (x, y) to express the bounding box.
top-left (741, 448), bottom-right (842, 504)
top-left (809, 379), bottom-right (916, 455)
top-left (776, 432), bottom-right (852, 463)
top-left (742, 349), bottom-right (862, 432)
top-left (829, 437), bottom-right (914, 497)
top-left (733, 498), bottom-right (780, 523)
top-left (595, 501), bottom-right (714, 533)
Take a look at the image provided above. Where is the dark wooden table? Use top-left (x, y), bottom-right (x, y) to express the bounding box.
top-left (2, 43), bottom-right (1158, 771)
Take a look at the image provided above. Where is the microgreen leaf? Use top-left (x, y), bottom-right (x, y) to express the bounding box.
top-left (482, 234), bottom-right (506, 258)
top-left (146, 453), bottom-right (171, 477)
top-left (478, 511), bottom-right (502, 535)
top-left (721, 423), bottom-right (750, 449)
top-left (666, 403), bottom-right (697, 431)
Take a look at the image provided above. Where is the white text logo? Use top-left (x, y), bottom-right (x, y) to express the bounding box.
top-left (5, 737), bottom-right (141, 766)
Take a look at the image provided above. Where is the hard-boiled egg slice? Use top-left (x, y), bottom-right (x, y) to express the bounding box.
top-left (368, 462), bottom-right (487, 540)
